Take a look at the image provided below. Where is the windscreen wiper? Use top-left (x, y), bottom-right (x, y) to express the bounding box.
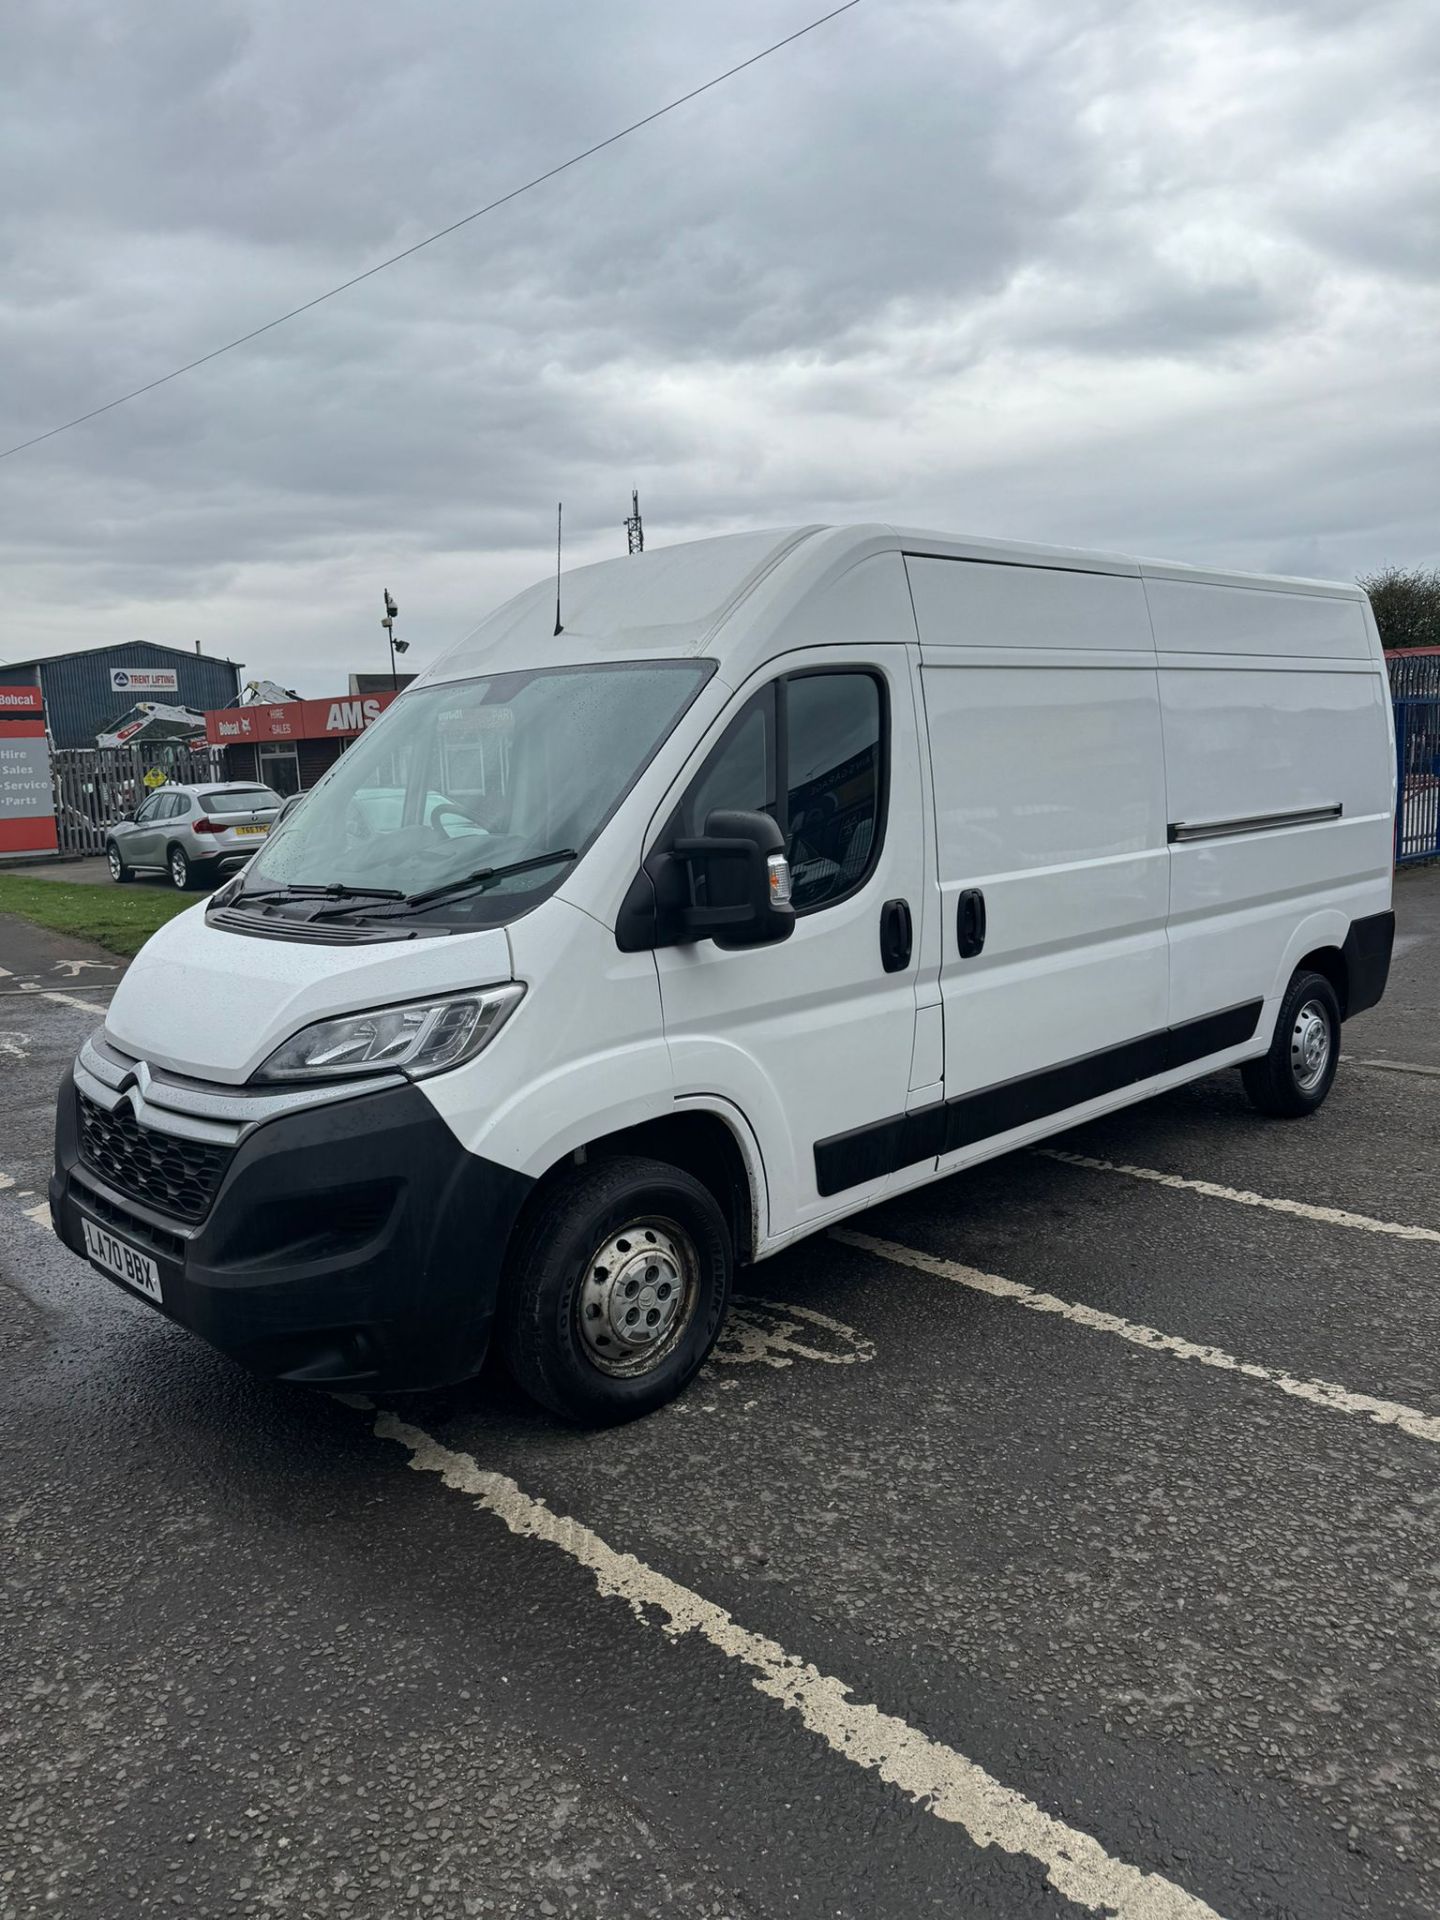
top-left (404, 848), bottom-right (578, 908)
top-left (311, 849), bottom-right (578, 920)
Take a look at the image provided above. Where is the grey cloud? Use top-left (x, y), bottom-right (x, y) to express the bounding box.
top-left (1, 0), bottom-right (1436, 689)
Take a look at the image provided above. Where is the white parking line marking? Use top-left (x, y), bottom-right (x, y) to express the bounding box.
top-left (19, 987), bottom-right (112, 1016)
top-left (0, 1170), bottom-right (53, 1233)
top-left (834, 1231), bottom-right (1440, 1447)
top-left (365, 1408), bottom-right (1225, 1920)
top-left (1038, 1150), bottom-right (1440, 1245)
top-left (1342, 1055), bottom-right (1440, 1079)
top-left (713, 1297), bottom-right (875, 1369)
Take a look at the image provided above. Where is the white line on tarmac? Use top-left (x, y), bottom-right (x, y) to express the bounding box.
top-left (0, 1171), bottom-right (54, 1233)
top-left (1341, 1055), bottom-right (1440, 1079)
top-left (834, 1230), bottom-right (1440, 1447)
top-left (363, 1406), bottom-right (1224, 1920)
top-left (17, 986), bottom-right (112, 1016)
top-left (1038, 1150), bottom-right (1440, 1245)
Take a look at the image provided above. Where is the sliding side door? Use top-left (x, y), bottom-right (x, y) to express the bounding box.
top-left (907, 554), bottom-right (1174, 1168)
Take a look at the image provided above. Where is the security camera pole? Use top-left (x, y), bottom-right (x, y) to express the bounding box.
top-left (381, 588), bottom-right (409, 691)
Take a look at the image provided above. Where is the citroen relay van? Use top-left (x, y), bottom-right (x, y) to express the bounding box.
top-left (51, 525), bottom-right (1396, 1421)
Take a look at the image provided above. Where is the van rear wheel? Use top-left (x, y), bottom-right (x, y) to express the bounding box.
top-left (1241, 969), bottom-right (1341, 1118)
top-left (500, 1155), bottom-right (732, 1424)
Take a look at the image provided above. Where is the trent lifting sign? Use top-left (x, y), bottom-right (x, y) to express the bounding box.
top-left (110, 668), bottom-right (179, 695)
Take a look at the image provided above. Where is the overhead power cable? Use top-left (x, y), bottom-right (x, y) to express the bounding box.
top-left (0, 2), bottom-right (859, 463)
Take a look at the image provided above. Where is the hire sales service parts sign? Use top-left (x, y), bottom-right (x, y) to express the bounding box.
top-left (0, 719), bottom-right (58, 855)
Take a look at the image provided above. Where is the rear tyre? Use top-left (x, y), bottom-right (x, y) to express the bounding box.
top-left (167, 845), bottom-right (195, 890)
top-left (1240, 969), bottom-right (1341, 1118)
top-left (106, 841), bottom-right (133, 884)
top-left (500, 1155), bottom-right (732, 1424)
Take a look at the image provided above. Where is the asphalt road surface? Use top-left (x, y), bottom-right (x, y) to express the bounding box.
top-left (3, 869), bottom-right (1439, 1920)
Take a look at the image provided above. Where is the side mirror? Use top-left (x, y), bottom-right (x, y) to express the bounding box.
top-left (674, 808), bottom-right (795, 948)
top-left (276, 791), bottom-right (306, 825)
top-left (615, 809), bottom-right (796, 953)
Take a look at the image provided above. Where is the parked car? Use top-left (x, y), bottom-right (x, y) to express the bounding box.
top-left (106, 783), bottom-right (282, 890)
top-left (55, 525), bottom-right (1395, 1423)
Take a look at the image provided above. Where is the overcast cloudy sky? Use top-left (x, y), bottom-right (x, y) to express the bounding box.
top-left (2, 0), bottom-right (1436, 692)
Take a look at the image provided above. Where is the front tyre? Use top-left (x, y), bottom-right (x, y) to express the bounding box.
top-left (106, 841), bottom-right (133, 884)
top-left (501, 1155), bottom-right (732, 1424)
top-left (1241, 969), bottom-right (1341, 1118)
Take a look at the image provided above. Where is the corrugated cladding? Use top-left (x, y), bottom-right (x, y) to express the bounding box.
top-left (0, 643), bottom-right (241, 748)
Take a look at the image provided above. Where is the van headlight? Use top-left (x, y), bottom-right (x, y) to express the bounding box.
top-left (253, 984), bottom-right (525, 1084)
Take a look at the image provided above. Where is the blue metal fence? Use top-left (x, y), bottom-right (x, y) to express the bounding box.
top-left (1395, 697), bottom-right (1440, 865)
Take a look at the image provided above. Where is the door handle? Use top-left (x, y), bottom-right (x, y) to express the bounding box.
top-left (880, 897), bottom-right (913, 973)
top-left (957, 888), bottom-right (986, 959)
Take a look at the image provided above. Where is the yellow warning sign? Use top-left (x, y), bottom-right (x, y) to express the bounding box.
top-left (143, 766), bottom-right (167, 790)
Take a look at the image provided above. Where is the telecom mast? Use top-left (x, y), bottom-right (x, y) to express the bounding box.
top-left (624, 489), bottom-right (644, 555)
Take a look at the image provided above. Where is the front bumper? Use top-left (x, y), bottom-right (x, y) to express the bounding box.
top-left (51, 1063), bottom-right (533, 1391)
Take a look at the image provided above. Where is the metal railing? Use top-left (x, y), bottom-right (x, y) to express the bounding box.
top-left (50, 743), bottom-right (226, 857)
top-left (1394, 698), bottom-right (1440, 865)
top-left (1387, 649), bottom-right (1440, 700)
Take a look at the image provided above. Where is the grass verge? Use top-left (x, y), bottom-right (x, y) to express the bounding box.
top-left (0, 873), bottom-right (196, 958)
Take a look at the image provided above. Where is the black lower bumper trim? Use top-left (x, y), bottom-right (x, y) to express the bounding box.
top-left (52, 1070), bottom-right (533, 1391)
top-left (1341, 910), bottom-right (1394, 1018)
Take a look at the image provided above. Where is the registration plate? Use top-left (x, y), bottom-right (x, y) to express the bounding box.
top-left (234, 824), bottom-right (268, 837)
top-left (82, 1218), bottom-right (162, 1303)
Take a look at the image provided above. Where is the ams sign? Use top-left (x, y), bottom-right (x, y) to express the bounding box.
top-left (205, 691), bottom-right (396, 746)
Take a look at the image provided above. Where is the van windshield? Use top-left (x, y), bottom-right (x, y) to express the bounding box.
top-left (233, 661), bottom-right (711, 928)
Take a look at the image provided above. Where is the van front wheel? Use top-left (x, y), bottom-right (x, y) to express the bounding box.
top-left (1241, 970), bottom-right (1341, 1118)
top-left (501, 1155), bottom-right (732, 1424)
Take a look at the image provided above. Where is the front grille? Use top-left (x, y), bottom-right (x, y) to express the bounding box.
top-left (73, 1181), bottom-right (187, 1261)
top-left (78, 1094), bottom-right (230, 1223)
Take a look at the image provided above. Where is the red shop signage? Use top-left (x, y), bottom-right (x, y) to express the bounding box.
top-left (205, 691), bottom-right (397, 747)
top-left (0, 716), bottom-right (59, 856)
top-left (0, 685), bottom-right (45, 716)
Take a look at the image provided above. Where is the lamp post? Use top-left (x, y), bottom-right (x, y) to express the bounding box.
top-left (381, 589), bottom-right (409, 691)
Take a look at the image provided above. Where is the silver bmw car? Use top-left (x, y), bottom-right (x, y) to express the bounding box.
top-left (106, 783), bottom-right (283, 890)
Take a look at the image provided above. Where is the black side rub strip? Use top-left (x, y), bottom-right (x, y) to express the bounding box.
top-left (813, 1000), bottom-right (1262, 1198)
top-left (1168, 803), bottom-right (1341, 844)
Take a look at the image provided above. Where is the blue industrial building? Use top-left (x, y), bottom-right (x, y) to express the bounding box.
top-left (0, 641), bottom-right (242, 749)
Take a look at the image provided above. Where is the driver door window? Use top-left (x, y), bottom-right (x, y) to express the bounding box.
top-left (676, 671), bottom-right (885, 914)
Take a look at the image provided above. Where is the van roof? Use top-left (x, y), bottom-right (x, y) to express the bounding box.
top-left (418, 524), bottom-right (1366, 687)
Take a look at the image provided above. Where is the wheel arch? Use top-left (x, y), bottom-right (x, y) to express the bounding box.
top-left (1295, 943), bottom-right (1349, 1018)
top-left (1265, 909), bottom-right (1350, 1032)
top-left (516, 1102), bottom-right (765, 1268)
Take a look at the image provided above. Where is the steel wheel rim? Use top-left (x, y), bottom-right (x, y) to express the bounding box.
top-left (1291, 998), bottom-right (1332, 1092)
top-left (170, 851), bottom-right (187, 887)
top-left (577, 1216), bottom-right (699, 1378)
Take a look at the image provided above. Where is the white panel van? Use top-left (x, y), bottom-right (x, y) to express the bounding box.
top-left (52, 526), bottom-right (1397, 1421)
